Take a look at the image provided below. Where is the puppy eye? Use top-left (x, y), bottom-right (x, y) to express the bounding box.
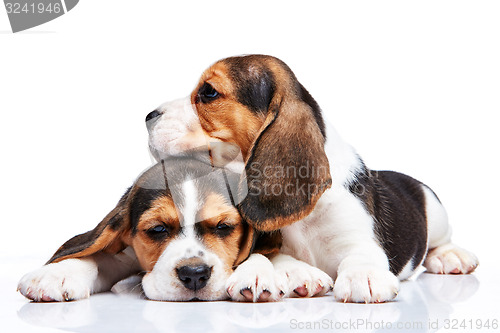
top-left (214, 222), bottom-right (234, 237)
top-left (198, 82), bottom-right (219, 103)
top-left (146, 224), bottom-right (169, 240)
top-left (217, 223), bottom-right (230, 230)
top-left (151, 225), bottom-right (167, 233)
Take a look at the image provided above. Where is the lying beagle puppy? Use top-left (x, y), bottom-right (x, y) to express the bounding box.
top-left (145, 54), bottom-right (479, 303)
top-left (18, 153), bottom-right (332, 302)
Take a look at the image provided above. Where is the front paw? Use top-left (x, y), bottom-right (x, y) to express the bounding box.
top-left (17, 259), bottom-right (97, 302)
top-left (273, 255), bottom-right (333, 298)
top-left (226, 254), bottom-right (287, 302)
top-left (333, 266), bottom-right (399, 303)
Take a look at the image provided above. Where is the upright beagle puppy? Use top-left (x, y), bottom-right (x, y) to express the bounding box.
top-left (146, 54), bottom-right (479, 303)
top-left (18, 153), bottom-right (332, 302)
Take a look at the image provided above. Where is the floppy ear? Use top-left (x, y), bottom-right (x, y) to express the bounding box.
top-left (233, 228), bottom-right (284, 267)
top-left (232, 222), bottom-right (256, 267)
top-left (46, 189), bottom-right (131, 264)
top-left (237, 90), bottom-right (332, 232)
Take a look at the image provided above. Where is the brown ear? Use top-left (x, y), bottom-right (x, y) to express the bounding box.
top-left (232, 222), bottom-right (256, 267)
top-left (237, 92), bottom-right (332, 232)
top-left (233, 228), bottom-right (283, 267)
top-left (47, 189), bottom-right (131, 264)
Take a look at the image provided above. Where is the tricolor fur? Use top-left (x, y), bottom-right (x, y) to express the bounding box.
top-left (18, 152), bottom-right (332, 302)
top-left (146, 55), bottom-right (479, 303)
top-left (19, 55), bottom-right (478, 303)
top-left (18, 156), bottom-right (256, 301)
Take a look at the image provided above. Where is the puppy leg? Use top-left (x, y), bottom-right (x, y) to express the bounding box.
top-left (225, 254), bottom-right (287, 302)
top-left (424, 186), bottom-right (479, 274)
top-left (271, 254), bottom-right (333, 298)
top-left (18, 250), bottom-right (140, 302)
top-left (320, 190), bottom-right (400, 303)
top-left (333, 245), bottom-right (400, 303)
top-left (422, 186), bottom-right (479, 274)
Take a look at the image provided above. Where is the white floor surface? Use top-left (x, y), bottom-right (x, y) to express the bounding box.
top-left (2, 255), bottom-right (498, 333)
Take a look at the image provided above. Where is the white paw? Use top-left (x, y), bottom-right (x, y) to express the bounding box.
top-left (273, 255), bottom-right (333, 298)
top-left (424, 243), bottom-right (479, 274)
top-left (226, 254), bottom-right (287, 302)
top-left (333, 266), bottom-right (400, 303)
top-left (17, 259), bottom-right (98, 302)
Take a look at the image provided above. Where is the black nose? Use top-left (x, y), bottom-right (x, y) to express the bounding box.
top-left (176, 265), bottom-right (211, 291)
top-left (145, 110), bottom-right (162, 123)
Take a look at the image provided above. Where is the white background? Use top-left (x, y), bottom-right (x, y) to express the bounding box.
top-left (1, 0), bottom-right (499, 316)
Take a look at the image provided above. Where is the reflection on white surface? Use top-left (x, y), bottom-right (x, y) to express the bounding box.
top-left (15, 272), bottom-right (480, 333)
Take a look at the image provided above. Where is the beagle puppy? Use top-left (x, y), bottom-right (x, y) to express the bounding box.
top-left (18, 154), bottom-right (248, 301)
top-left (145, 54), bottom-right (479, 303)
top-left (18, 152), bottom-right (332, 302)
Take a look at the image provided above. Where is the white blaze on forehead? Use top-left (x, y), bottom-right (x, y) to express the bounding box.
top-left (179, 178), bottom-right (199, 237)
top-left (165, 178), bottom-right (208, 263)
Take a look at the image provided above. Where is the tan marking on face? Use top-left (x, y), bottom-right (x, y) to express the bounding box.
top-left (198, 193), bottom-right (240, 222)
top-left (197, 193), bottom-right (244, 268)
top-left (191, 62), bottom-right (265, 159)
top-left (132, 196), bottom-right (180, 271)
top-left (203, 227), bottom-right (243, 271)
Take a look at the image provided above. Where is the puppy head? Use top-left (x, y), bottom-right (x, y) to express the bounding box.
top-left (147, 55), bottom-right (332, 232)
top-left (48, 155), bottom-right (254, 301)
